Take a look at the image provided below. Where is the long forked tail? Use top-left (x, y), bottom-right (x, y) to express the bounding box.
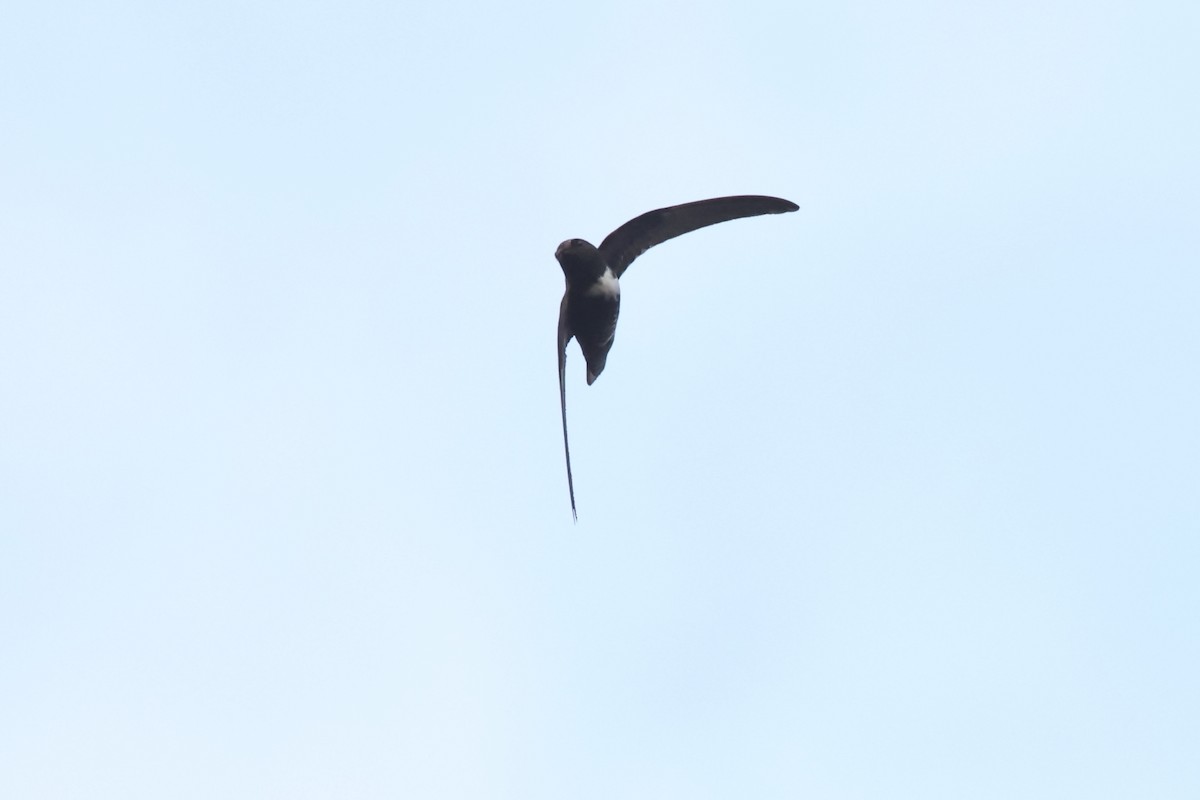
top-left (558, 330), bottom-right (578, 522)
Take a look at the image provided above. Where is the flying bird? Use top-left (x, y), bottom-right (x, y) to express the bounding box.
top-left (556, 194), bottom-right (799, 520)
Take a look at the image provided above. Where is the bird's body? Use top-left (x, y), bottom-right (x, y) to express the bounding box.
top-left (556, 194), bottom-right (798, 520)
top-left (557, 240), bottom-right (621, 385)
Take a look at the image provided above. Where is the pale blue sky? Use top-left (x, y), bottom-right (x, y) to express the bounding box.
top-left (2, 1), bottom-right (1197, 797)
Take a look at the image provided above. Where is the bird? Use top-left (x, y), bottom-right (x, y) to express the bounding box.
top-left (556, 194), bottom-right (799, 520)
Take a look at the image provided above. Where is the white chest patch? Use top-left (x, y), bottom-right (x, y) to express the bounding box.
top-left (586, 268), bottom-right (620, 298)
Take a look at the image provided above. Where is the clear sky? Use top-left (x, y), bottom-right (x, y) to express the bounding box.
top-left (2, 1), bottom-right (1197, 797)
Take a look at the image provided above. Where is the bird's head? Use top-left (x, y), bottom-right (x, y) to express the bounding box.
top-left (555, 238), bottom-right (594, 259)
top-left (555, 238), bottom-right (606, 284)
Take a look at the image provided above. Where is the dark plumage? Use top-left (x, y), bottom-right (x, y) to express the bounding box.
top-left (556, 194), bottom-right (799, 520)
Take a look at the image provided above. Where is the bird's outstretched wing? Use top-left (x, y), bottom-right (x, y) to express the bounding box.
top-left (557, 295), bottom-right (577, 521)
top-left (598, 195), bottom-right (799, 278)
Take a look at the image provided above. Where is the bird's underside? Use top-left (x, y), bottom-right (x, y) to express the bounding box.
top-left (555, 194), bottom-right (799, 521)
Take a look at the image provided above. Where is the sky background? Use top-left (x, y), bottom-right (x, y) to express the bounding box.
top-left (2, 1), bottom-right (1197, 797)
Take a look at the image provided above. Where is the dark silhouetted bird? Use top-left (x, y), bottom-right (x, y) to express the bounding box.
top-left (556, 194), bottom-right (799, 520)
